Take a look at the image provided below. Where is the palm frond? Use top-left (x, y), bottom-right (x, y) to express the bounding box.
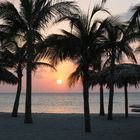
top-left (98, 17), bottom-right (137, 66)
top-left (32, 0), bottom-right (52, 29)
top-left (68, 65), bottom-right (82, 87)
top-left (33, 0), bottom-right (47, 13)
top-left (20, 0), bottom-right (33, 21)
top-left (36, 31), bottom-right (81, 65)
top-left (31, 30), bottom-right (44, 42)
top-left (0, 68), bottom-right (18, 85)
top-left (120, 43), bottom-right (137, 63)
top-left (32, 1), bottom-right (79, 29)
top-left (50, 1), bottom-right (79, 17)
top-left (89, 4), bottom-right (110, 26)
top-left (56, 15), bottom-right (86, 37)
top-left (127, 4), bottom-right (140, 33)
top-left (93, 64), bottom-right (140, 88)
top-left (126, 32), bottom-right (140, 43)
top-left (32, 61), bottom-right (56, 72)
top-left (0, 1), bottom-right (27, 31)
top-left (103, 57), bottom-right (111, 69)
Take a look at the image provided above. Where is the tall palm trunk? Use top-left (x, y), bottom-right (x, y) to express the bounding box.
top-left (12, 64), bottom-right (22, 117)
top-left (83, 81), bottom-right (91, 132)
top-left (24, 30), bottom-right (33, 123)
top-left (108, 48), bottom-right (115, 120)
top-left (99, 84), bottom-right (105, 116)
top-left (124, 83), bottom-right (128, 118)
top-left (98, 55), bottom-right (105, 116)
top-left (108, 82), bottom-right (114, 120)
top-left (83, 67), bottom-right (91, 132)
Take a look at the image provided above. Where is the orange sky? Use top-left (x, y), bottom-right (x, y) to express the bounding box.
top-left (0, 60), bottom-right (83, 93)
top-left (32, 61), bottom-right (82, 93)
top-left (0, 0), bottom-right (140, 93)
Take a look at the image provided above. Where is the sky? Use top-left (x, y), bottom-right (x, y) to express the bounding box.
top-left (0, 0), bottom-right (140, 93)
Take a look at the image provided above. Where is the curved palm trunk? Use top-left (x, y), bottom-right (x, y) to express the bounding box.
top-left (24, 30), bottom-right (33, 123)
top-left (12, 65), bottom-right (22, 117)
top-left (108, 48), bottom-right (115, 120)
top-left (83, 81), bottom-right (91, 132)
top-left (99, 84), bottom-right (105, 116)
top-left (124, 83), bottom-right (128, 118)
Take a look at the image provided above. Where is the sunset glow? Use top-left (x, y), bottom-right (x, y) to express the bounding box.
top-left (0, 0), bottom-right (140, 138)
top-left (0, 0), bottom-right (139, 93)
top-left (56, 79), bottom-right (62, 85)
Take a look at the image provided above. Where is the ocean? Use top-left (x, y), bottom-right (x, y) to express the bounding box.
top-left (0, 92), bottom-right (140, 114)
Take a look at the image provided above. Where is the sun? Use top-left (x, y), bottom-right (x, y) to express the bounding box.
top-left (56, 79), bottom-right (62, 85)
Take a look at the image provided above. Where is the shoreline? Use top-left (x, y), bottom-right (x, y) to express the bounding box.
top-left (0, 112), bottom-right (140, 140)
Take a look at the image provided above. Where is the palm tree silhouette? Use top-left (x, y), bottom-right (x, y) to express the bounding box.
top-left (11, 48), bottom-right (25, 117)
top-left (113, 64), bottom-right (140, 118)
top-left (92, 64), bottom-right (140, 118)
top-left (0, 28), bottom-right (18, 84)
top-left (0, 0), bottom-right (78, 123)
top-left (0, 48), bottom-right (24, 116)
top-left (1, 43), bottom-right (55, 117)
top-left (92, 53), bottom-right (105, 116)
top-left (39, 4), bottom-right (109, 132)
top-left (98, 18), bottom-right (136, 120)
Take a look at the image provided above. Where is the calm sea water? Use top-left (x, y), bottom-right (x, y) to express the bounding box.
top-left (0, 92), bottom-right (140, 114)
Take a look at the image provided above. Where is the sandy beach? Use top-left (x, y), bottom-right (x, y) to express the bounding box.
top-left (0, 113), bottom-right (139, 140)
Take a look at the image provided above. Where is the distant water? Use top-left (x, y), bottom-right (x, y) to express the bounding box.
top-left (0, 92), bottom-right (140, 114)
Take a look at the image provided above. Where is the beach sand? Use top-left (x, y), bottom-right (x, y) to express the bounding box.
top-left (0, 113), bottom-right (139, 140)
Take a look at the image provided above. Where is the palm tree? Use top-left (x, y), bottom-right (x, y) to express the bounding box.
top-left (98, 58), bottom-right (105, 116)
top-left (0, 28), bottom-right (19, 85)
top-left (92, 64), bottom-right (140, 118)
top-left (92, 53), bottom-right (105, 116)
top-left (0, 27), bottom-right (27, 117)
top-left (114, 64), bottom-right (140, 118)
top-left (1, 45), bottom-right (55, 117)
top-left (0, 24), bottom-right (55, 117)
top-left (0, 0), bottom-right (78, 123)
top-left (11, 48), bottom-right (25, 117)
top-left (98, 19), bottom-right (137, 120)
top-left (127, 4), bottom-right (140, 33)
top-left (39, 5), bottom-right (109, 132)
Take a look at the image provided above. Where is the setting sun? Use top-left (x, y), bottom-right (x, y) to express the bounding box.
top-left (56, 79), bottom-right (62, 85)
